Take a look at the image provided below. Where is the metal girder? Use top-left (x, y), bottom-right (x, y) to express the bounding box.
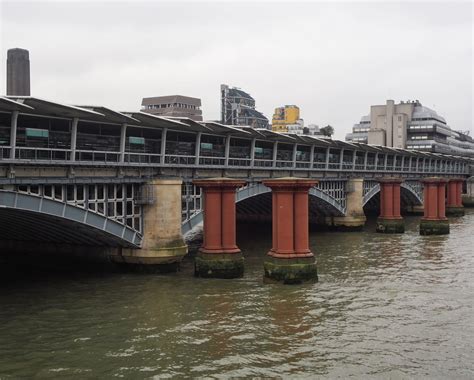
top-left (181, 181), bottom-right (347, 234)
top-left (362, 181), bottom-right (423, 206)
top-left (0, 190), bottom-right (141, 247)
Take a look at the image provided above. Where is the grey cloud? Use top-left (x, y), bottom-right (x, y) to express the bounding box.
top-left (1, 1), bottom-right (472, 139)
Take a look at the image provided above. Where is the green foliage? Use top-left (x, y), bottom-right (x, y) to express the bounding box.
top-left (320, 125), bottom-right (334, 137)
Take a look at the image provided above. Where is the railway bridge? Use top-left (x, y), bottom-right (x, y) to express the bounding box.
top-left (0, 97), bottom-right (472, 281)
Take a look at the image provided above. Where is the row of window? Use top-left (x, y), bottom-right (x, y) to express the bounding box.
top-left (408, 125), bottom-right (434, 130)
top-left (409, 135), bottom-right (429, 140)
top-left (144, 103), bottom-right (200, 110)
top-left (407, 144), bottom-right (432, 150)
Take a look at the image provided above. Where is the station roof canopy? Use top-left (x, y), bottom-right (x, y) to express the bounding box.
top-left (350, 142), bottom-right (380, 153)
top-left (165, 116), bottom-right (213, 133)
top-left (201, 121), bottom-right (251, 137)
top-left (284, 134), bottom-right (331, 146)
top-left (6, 96), bottom-right (103, 119)
top-left (75, 106), bottom-right (139, 125)
top-left (123, 112), bottom-right (211, 133)
top-left (253, 128), bottom-right (296, 143)
top-left (0, 96), bottom-right (34, 112)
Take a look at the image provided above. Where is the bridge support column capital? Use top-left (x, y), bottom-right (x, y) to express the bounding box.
top-left (420, 177), bottom-right (449, 235)
top-left (376, 177), bottom-right (404, 233)
top-left (193, 177), bottom-right (246, 279)
top-left (262, 177), bottom-right (318, 284)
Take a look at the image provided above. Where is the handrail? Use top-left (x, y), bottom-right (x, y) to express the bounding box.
top-left (0, 146), bottom-right (469, 175)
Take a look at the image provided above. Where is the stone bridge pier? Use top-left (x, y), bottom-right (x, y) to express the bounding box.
top-left (326, 178), bottom-right (366, 230)
top-left (462, 176), bottom-right (474, 207)
top-left (110, 179), bottom-right (188, 270)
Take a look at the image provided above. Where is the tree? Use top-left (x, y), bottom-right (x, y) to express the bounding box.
top-left (303, 127), bottom-right (310, 135)
top-left (320, 125), bottom-right (334, 138)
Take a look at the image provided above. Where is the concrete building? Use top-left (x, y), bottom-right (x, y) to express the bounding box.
top-left (346, 99), bottom-right (474, 157)
top-left (141, 95), bottom-right (202, 121)
top-left (7, 48), bottom-right (30, 96)
top-left (220, 84), bottom-right (268, 129)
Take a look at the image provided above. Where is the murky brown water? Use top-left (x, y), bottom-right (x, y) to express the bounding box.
top-left (1, 212), bottom-right (473, 378)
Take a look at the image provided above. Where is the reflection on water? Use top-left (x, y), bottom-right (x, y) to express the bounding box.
top-left (0, 212), bottom-right (473, 378)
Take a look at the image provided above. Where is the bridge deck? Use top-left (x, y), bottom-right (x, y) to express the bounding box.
top-left (0, 96), bottom-right (471, 176)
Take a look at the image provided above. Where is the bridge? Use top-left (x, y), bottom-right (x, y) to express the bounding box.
top-left (0, 96), bottom-right (473, 279)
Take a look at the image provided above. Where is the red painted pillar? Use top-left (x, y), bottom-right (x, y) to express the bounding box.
top-left (193, 178), bottom-right (246, 278)
top-left (294, 188), bottom-right (311, 255)
top-left (376, 178), bottom-right (404, 233)
top-left (263, 178), bottom-right (317, 259)
top-left (447, 180), bottom-right (457, 207)
top-left (446, 179), bottom-right (465, 216)
top-left (262, 178), bottom-right (318, 284)
top-left (420, 177), bottom-right (449, 235)
top-left (194, 178), bottom-right (246, 254)
top-left (456, 181), bottom-right (463, 206)
top-left (202, 188), bottom-right (222, 252)
top-left (379, 183), bottom-right (386, 218)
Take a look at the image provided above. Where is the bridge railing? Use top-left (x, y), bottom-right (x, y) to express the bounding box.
top-left (276, 160), bottom-right (294, 168)
top-left (254, 159), bottom-right (274, 168)
top-left (228, 158), bottom-right (252, 167)
top-left (296, 161), bottom-right (311, 169)
top-left (75, 150), bottom-right (120, 163)
top-left (164, 155), bottom-right (196, 165)
top-left (124, 152), bottom-right (161, 164)
top-left (0, 145), bottom-right (469, 175)
top-left (199, 157), bottom-right (226, 166)
top-left (16, 147), bottom-right (71, 161)
top-left (0, 146), bottom-right (10, 159)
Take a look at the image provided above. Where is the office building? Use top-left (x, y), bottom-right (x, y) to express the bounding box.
top-left (272, 105), bottom-right (322, 136)
top-left (272, 105), bottom-right (301, 133)
top-left (346, 99), bottom-right (474, 156)
top-left (141, 95), bottom-right (202, 121)
top-left (220, 84), bottom-right (268, 129)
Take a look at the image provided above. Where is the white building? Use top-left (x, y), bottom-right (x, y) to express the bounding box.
top-left (346, 99), bottom-right (474, 157)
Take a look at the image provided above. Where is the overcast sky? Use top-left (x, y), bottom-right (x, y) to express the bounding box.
top-left (0, 1), bottom-right (472, 139)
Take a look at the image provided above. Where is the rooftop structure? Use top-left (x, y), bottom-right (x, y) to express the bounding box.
top-left (7, 48), bottom-right (30, 96)
top-left (346, 100), bottom-right (474, 157)
top-left (220, 84), bottom-right (268, 129)
top-left (141, 95), bottom-right (202, 121)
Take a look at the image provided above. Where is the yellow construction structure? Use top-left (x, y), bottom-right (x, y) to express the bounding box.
top-left (271, 105), bottom-right (300, 133)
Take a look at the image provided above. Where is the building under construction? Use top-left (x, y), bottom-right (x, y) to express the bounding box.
top-left (220, 84), bottom-right (268, 129)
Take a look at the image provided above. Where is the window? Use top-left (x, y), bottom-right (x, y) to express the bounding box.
top-left (129, 136), bottom-right (145, 145)
top-left (26, 128), bottom-right (49, 138)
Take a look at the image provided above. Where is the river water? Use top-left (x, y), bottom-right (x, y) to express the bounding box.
top-left (0, 211), bottom-right (473, 379)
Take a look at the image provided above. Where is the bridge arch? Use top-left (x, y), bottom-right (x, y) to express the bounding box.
top-left (181, 182), bottom-right (346, 234)
top-left (362, 181), bottom-right (423, 208)
top-left (0, 191), bottom-right (142, 247)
